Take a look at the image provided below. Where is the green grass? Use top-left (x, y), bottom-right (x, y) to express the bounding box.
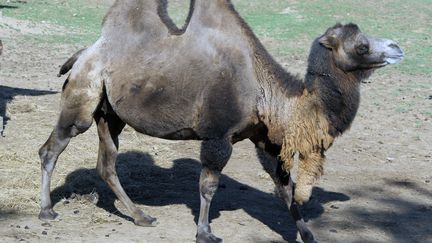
top-left (0, 0), bottom-right (107, 44)
top-left (1, 0), bottom-right (431, 75)
top-left (233, 0), bottom-right (432, 75)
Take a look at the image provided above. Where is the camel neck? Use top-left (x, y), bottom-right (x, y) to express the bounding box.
top-left (304, 40), bottom-right (366, 137)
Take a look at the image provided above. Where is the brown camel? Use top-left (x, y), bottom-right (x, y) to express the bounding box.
top-left (39, 0), bottom-right (404, 242)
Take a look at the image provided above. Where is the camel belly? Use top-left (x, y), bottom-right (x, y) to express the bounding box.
top-left (106, 74), bottom-right (202, 139)
top-left (105, 69), bottom-right (252, 140)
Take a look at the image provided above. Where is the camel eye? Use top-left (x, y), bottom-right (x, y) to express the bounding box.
top-left (356, 44), bottom-right (369, 55)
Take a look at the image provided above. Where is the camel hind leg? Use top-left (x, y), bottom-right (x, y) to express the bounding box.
top-left (39, 76), bottom-right (103, 220)
top-left (94, 103), bottom-right (157, 227)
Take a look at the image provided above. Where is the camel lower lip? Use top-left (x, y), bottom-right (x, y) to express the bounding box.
top-left (385, 57), bottom-right (403, 64)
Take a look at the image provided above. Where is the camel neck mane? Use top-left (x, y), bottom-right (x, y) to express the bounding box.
top-left (304, 39), bottom-right (371, 137)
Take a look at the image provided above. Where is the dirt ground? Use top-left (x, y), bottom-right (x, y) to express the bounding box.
top-left (1, 4), bottom-right (431, 243)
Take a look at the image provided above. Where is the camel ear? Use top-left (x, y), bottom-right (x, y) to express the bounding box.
top-left (319, 27), bottom-right (341, 49)
top-left (319, 34), bottom-right (337, 49)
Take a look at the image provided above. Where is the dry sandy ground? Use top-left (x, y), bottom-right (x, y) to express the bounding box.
top-left (0, 9), bottom-right (431, 243)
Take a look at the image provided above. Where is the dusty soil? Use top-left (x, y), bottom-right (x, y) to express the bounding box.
top-left (1, 7), bottom-right (431, 243)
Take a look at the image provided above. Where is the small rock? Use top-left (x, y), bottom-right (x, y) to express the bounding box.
top-left (330, 205), bottom-right (339, 209)
top-left (386, 157), bottom-right (395, 162)
top-left (329, 229), bottom-right (337, 233)
top-left (24, 226), bottom-right (29, 230)
top-left (112, 229), bottom-right (116, 232)
top-left (118, 222), bottom-right (122, 225)
top-left (42, 231), bottom-right (48, 235)
top-left (425, 180), bottom-right (430, 184)
top-left (258, 172), bottom-right (270, 179)
top-left (105, 234), bottom-right (110, 238)
top-left (73, 210), bottom-right (80, 214)
top-left (41, 222), bottom-right (51, 227)
top-left (16, 225), bottom-right (21, 228)
top-left (63, 200), bottom-right (70, 205)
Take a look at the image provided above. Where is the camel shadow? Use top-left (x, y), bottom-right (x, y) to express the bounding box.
top-left (51, 151), bottom-right (349, 242)
top-left (0, 85), bottom-right (57, 135)
top-left (338, 179), bottom-right (432, 242)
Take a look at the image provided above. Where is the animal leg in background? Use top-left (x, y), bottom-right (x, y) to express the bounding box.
top-left (255, 148), bottom-right (317, 243)
top-left (196, 139), bottom-right (232, 243)
top-left (94, 105), bottom-right (157, 226)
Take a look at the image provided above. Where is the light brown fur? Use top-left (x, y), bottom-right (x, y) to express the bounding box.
top-left (269, 90), bottom-right (334, 203)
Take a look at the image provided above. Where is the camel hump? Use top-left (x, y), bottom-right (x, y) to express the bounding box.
top-left (101, 0), bottom-right (169, 39)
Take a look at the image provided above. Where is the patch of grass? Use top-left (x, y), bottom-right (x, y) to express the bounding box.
top-left (233, 0), bottom-right (432, 76)
top-left (0, 0), bottom-right (108, 44)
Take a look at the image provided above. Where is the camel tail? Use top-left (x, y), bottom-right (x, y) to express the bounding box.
top-left (57, 48), bottom-right (86, 77)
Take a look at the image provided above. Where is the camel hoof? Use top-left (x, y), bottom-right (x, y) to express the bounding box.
top-left (134, 215), bottom-right (158, 227)
top-left (297, 221), bottom-right (317, 243)
top-left (196, 232), bottom-right (223, 243)
top-left (38, 209), bottom-right (58, 221)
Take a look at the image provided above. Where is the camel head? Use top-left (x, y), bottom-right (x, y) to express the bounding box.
top-left (318, 23), bottom-right (404, 72)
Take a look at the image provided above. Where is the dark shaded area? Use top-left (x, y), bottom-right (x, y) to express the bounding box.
top-left (0, 85), bottom-right (57, 135)
top-left (51, 151), bottom-right (349, 242)
top-left (314, 178), bottom-right (432, 242)
top-left (0, 209), bottom-right (18, 221)
top-left (0, 5), bottom-right (19, 9)
top-left (352, 179), bottom-right (432, 243)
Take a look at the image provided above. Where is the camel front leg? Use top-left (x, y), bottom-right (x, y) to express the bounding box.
top-left (295, 152), bottom-right (324, 204)
top-left (196, 139), bottom-right (232, 243)
top-left (255, 147), bottom-right (317, 243)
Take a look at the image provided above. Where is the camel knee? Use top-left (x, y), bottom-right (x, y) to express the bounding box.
top-left (199, 171), bottom-right (220, 201)
top-left (294, 184), bottom-right (313, 204)
top-left (39, 145), bottom-right (54, 171)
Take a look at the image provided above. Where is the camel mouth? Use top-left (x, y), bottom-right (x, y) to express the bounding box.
top-left (369, 38), bottom-right (404, 66)
top-left (384, 54), bottom-right (404, 65)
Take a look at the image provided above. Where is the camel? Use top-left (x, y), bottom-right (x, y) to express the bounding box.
top-left (39, 0), bottom-right (403, 242)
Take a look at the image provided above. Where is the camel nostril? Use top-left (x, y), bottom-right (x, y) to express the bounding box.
top-left (388, 43), bottom-right (399, 49)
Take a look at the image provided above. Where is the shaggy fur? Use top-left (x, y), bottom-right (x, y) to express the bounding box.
top-left (40, 1), bottom-right (403, 242)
